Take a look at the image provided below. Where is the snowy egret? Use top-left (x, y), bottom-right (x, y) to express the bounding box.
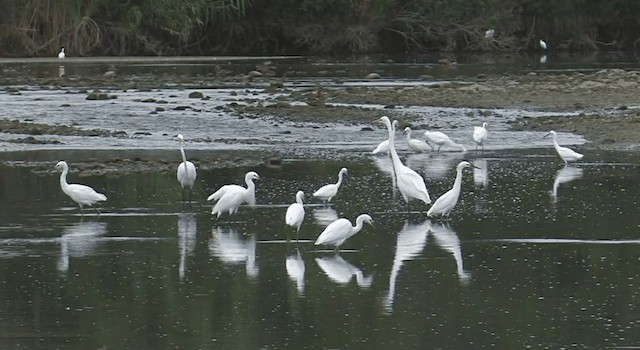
top-left (314, 214), bottom-right (373, 251)
top-left (427, 161), bottom-right (476, 218)
top-left (176, 134), bottom-right (197, 203)
top-left (55, 161), bottom-right (107, 215)
top-left (472, 122), bottom-right (488, 152)
top-left (539, 39), bottom-right (547, 50)
top-left (207, 171), bottom-right (259, 217)
top-left (423, 130), bottom-right (467, 152)
top-left (285, 190), bottom-right (305, 234)
top-left (379, 116), bottom-right (431, 209)
top-left (313, 167), bottom-right (347, 203)
top-left (371, 120), bottom-right (398, 155)
top-left (58, 48), bottom-right (65, 60)
top-left (545, 130), bottom-right (584, 164)
top-left (404, 127), bottom-right (432, 153)
top-left (485, 29), bottom-right (495, 39)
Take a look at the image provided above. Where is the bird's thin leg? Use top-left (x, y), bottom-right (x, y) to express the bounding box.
top-left (437, 145), bottom-right (441, 152)
top-left (94, 207), bottom-right (102, 215)
top-left (79, 205), bottom-right (85, 216)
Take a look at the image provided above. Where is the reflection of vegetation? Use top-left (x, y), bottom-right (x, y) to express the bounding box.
top-left (1, 0), bottom-right (640, 55)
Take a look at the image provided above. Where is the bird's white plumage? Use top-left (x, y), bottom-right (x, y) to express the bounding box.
top-left (404, 127), bottom-right (432, 153)
top-left (55, 161), bottom-right (107, 213)
top-left (314, 214), bottom-right (373, 250)
top-left (423, 130), bottom-right (466, 152)
top-left (208, 171), bottom-right (259, 217)
top-left (285, 190), bottom-right (305, 232)
top-left (176, 134), bottom-right (197, 191)
top-left (539, 39), bottom-right (547, 50)
top-left (472, 122), bottom-right (488, 151)
top-left (546, 130), bottom-right (583, 164)
top-left (313, 167), bottom-right (347, 203)
top-left (485, 29), bottom-right (495, 39)
top-left (380, 116), bottom-right (431, 205)
top-left (427, 161), bottom-right (473, 218)
top-left (58, 48), bottom-right (65, 60)
top-left (372, 120), bottom-right (398, 155)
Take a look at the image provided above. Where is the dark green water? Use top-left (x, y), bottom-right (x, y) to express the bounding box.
top-left (0, 148), bottom-right (638, 349)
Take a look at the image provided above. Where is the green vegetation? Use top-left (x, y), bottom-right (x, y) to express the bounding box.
top-left (0, 0), bottom-right (639, 56)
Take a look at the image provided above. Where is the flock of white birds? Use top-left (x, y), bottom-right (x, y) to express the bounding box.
top-left (55, 112), bottom-right (583, 251)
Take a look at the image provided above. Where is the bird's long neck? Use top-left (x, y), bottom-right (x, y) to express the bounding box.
top-left (59, 167), bottom-right (69, 189)
top-left (179, 144), bottom-right (188, 165)
top-left (453, 167), bottom-right (465, 192)
top-left (552, 135), bottom-right (562, 151)
top-left (245, 177), bottom-right (255, 191)
top-left (387, 122), bottom-right (403, 169)
top-left (405, 130), bottom-right (411, 140)
top-left (335, 171), bottom-right (344, 187)
top-left (296, 193), bottom-right (304, 204)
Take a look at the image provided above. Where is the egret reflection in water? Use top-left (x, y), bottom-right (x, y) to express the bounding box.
top-left (406, 152), bottom-right (466, 181)
top-left (286, 249), bottom-right (305, 295)
top-left (315, 255), bottom-right (372, 287)
top-left (383, 220), bottom-right (429, 313)
top-left (427, 221), bottom-right (470, 284)
top-left (551, 166), bottom-right (583, 203)
top-left (313, 207), bottom-right (339, 228)
top-left (209, 226), bottom-right (258, 278)
top-left (178, 213), bottom-right (197, 279)
top-left (473, 158), bottom-right (489, 188)
top-left (58, 220), bottom-right (107, 273)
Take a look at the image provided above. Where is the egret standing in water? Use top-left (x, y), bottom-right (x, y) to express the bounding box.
top-left (423, 130), bottom-right (466, 152)
top-left (285, 190), bottom-right (306, 235)
top-left (55, 161), bottom-right (107, 215)
top-left (58, 48), bottom-right (65, 60)
top-left (379, 116), bottom-right (431, 210)
top-left (313, 167), bottom-right (347, 204)
top-left (427, 161), bottom-right (477, 218)
top-left (473, 122), bottom-right (488, 153)
top-left (314, 214), bottom-right (373, 251)
top-left (176, 134), bottom-right (197, 203)
top-left (404, 127), bottom-right (432, 153)
top-left (207, 171), bottom-right (259, 217)
top-left (371, 120), bottom-right (398, 155)
top-left (545, 130), bottom-right (583, 164)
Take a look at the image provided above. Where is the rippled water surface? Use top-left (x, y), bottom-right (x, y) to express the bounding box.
top-left (0, 148), bottom-right (639, 349)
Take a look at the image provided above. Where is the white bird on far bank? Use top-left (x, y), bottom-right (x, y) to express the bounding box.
top-left (472, 122), bottom-right (488, 152)
top-left (423, 130), bottom-right (467, 152)
top-left (55, 161), bottom-right (107, 215)
top-left (485, 29), bottom-right (495, 39)
top-left (176, 134), bottom-right (197, 202)
top-left (285, 190), bottom-right (306, 234)
top-left (313, 167), bottom-right (347, 204)
top-left (539, 39), bottom-right (547, 50)
top-left (427, 161), bottom-right (476, 218)
top-left (545, 130), bottom-right (583, 164)
top-left (58, 48), bottom-right (65, 60)
top-left (314, 214), bottom-right (373, 251)
top-left (404, 127), bottom-right (432, 153)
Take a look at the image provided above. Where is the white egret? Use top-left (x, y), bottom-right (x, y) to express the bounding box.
top-left (207, 171), bottom-right (259, 217)
top-left (379, 116), bottom-right (431, 209)
top-left (427, 161), bottom-right (476, 218)
top-left (314, 214), bottom-right (373, 251)
top-left (58, 48), bottom-right (65, 60)
top-left (485, 29), bottom-right (495, 39)
top-left (545, 130), bottom-right (584, 164)
top-left (539, 39), bottom-right (547, 50)
top-left (285, 190), bottom-right (305, 234)
top-left (313, 167), bottom-right (347, 203)
top-left (176, 134), bottom-right (197, 203)
top-left (472, 122), bottom-right (488, 152)
top-left (423, 130), bottom-right (467, 152)
top-left (55, 161), bottom-right (107, 215)
top-left (371, 120), bottom-right (398, 155)
top-left (404, 127), bottom-right (432, 153)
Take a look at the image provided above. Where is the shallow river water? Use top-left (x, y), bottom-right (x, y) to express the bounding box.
top-left (0, 56), bottom-right (639, 349)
